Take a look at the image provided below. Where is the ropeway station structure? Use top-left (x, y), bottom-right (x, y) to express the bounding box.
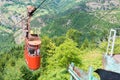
top-left (68, 28), bottom-right (120, 80)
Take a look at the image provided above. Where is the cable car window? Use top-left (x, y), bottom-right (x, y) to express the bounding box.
top-left (33, 49), bottom-right (40, 56)
top-left (37, 49), bottom-right (40, 55)
top-left (31, 34), bottom-right (38, 37)
top-left (28, 48), bottom-right (35, 55)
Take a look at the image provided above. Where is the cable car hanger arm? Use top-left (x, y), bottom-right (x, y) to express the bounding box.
top-left (29, 0), bottom-right (47, 16)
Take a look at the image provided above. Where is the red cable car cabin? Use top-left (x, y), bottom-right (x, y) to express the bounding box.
top-left (24, 34), bottom-right (41, 70)
top-left (24, 5), bottom-right (41, 70)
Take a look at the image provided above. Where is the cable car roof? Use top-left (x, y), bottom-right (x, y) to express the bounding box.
top-left (28, 40), bottom-right (41, 46)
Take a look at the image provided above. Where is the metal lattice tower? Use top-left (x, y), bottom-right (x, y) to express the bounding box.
top-left (106, 29), bottom-right (117, 56)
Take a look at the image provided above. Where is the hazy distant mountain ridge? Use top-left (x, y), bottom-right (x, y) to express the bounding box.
top-left (1, 0), bottom-right (120, 28)
top-left (86, 0), bottom-right (120, 11)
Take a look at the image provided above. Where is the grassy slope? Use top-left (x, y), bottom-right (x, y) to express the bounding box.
top-left (80, 49), bottom-right (103, 71)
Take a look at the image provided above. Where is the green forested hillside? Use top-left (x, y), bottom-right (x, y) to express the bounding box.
top-left (0, 0), bottom-right (120, 80)
top-left (41, 9), bottom-right (120, 41)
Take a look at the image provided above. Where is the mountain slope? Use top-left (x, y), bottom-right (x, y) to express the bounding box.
top-left (41, 9), bottom-right (120, 41)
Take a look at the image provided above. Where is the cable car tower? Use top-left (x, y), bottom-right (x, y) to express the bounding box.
top-left (103, 28), bottom-right (120, 73)
top-left (24, 5), bottom-right (41, 70)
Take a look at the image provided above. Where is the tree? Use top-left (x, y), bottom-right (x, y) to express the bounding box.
top-left (40, 36), bottom-right (56, 70)
top-left (114, 38), bottom-right (120, 54)
top-left (0, 73), bottom-right (3, 80)
top-left (20, 65), bottom-right (33, 80)
top-left (52, 38), bottom-right (81, 67)
top-left (80, 38), bottom-right (89, 50)
top-left (52, 36), bottom-right (66, 46)
top-left (66, 29), bottom-right (82, 47)
top-left (39, 38), bottom-right (81, 80)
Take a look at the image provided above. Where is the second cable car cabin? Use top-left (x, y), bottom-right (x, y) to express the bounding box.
top-left (24, 6), bottom-right (41, 70)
